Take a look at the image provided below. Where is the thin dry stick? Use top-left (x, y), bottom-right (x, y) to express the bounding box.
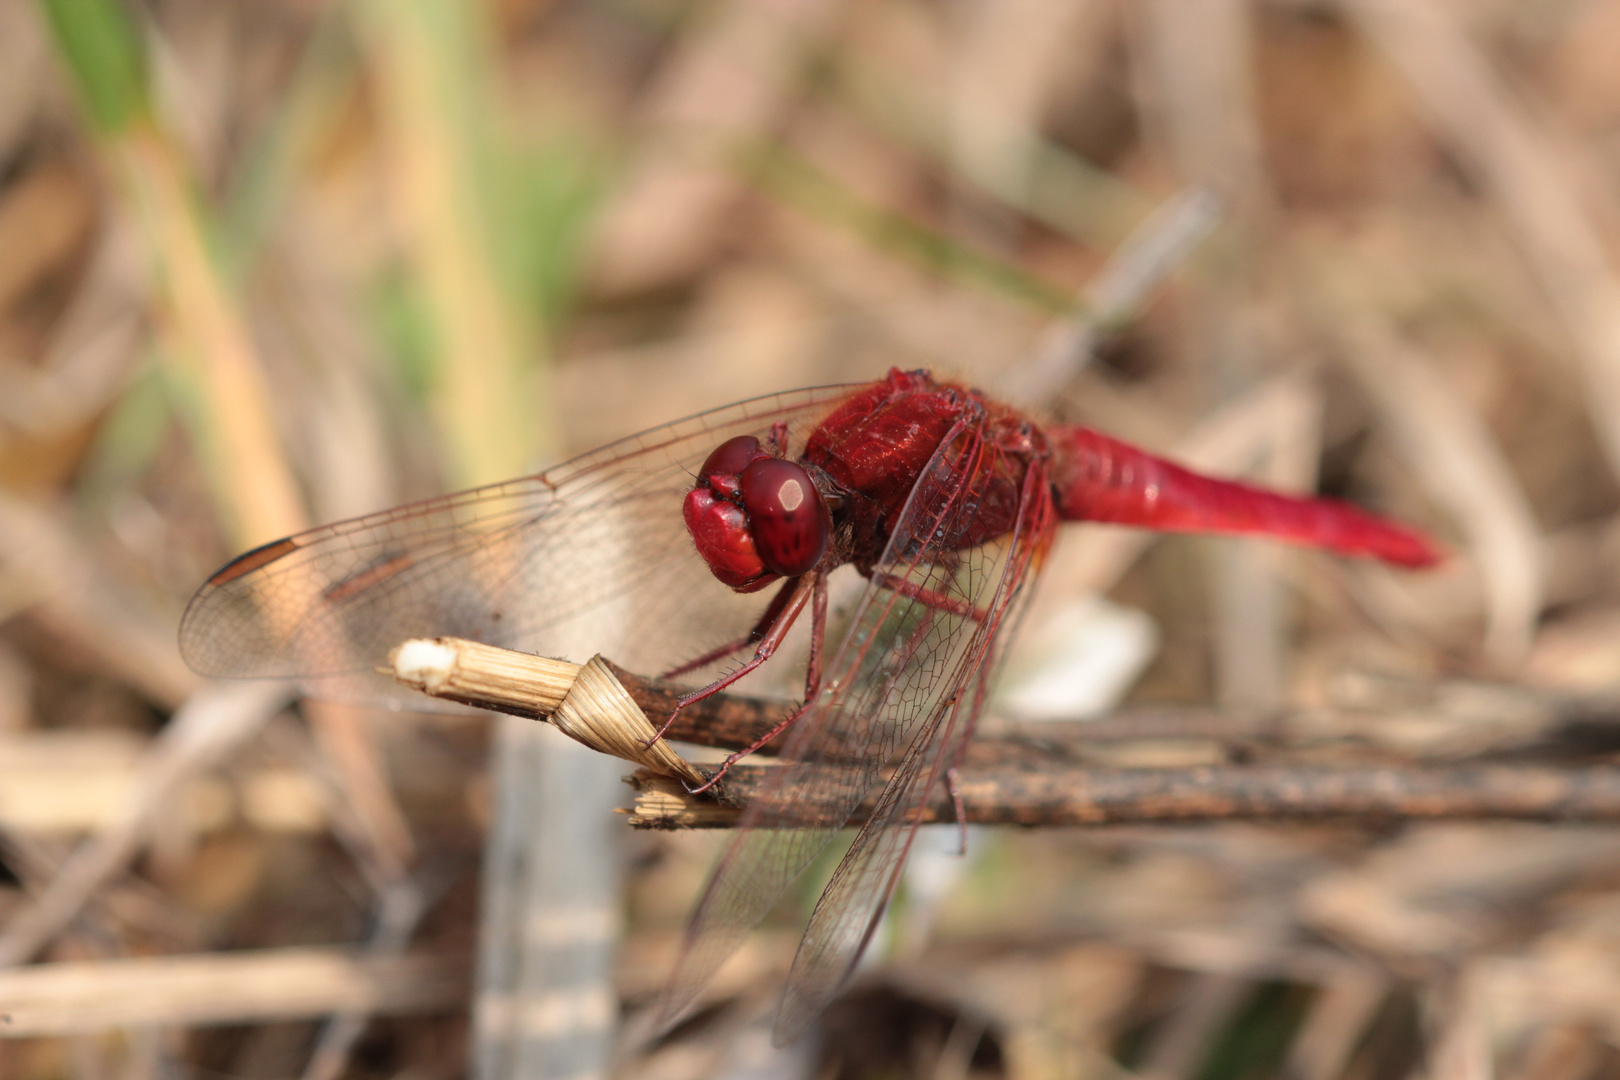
top-left (1135, 0), bottom-right (1270, 214)
top-left (0, 945), bottom-right (469, 1037)
top-left (117, 89), bottom-right (416, 876)
top-left (1136, 0), bottom-right (1288, 717)
top-left (947, 0), bottom-right (1102, 219)
top-left (261, 718), bottom-right (433, 1080)
top-left (0, 728), bottom-right (327, 833)
top-left (392, 637), bottom-right (1279, 766)
top-left (393, 636), bottom-right (1620, 761)
top-left (626, 761), bottom-right (1620, 830)
top-left (391, 637), bottom-right (1620, 831)
top-left (0, 492), bottom-right (197, 710)
top-left (1283, 966), bottom-right (1390, 1080)
top-left (0, 680), bottom-right (292, 967)
top-left (1136, 972), bottom-right (1252, 1080)
top-left (1005, 186), bottom-right (1221, 407)
top-left (1347, 0), bottom-right (1620, 488)
top-left (301, 880), bottom-right (426, 1080)
top-left (1327, 301), bottom-right (1543, 664)
top-left (392, 638), bottom-right (704, 786)
top-left (0, 216), bottom-right (145, 439)
top-left (586, 0), bottom-right (842, 294)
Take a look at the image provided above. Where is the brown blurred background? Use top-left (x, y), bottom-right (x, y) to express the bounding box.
top-left (5, 0), bottom-right (1620, 1077)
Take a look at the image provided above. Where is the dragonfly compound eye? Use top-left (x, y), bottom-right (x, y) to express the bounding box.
top-left (699, 436), bottom-right (767, 482)
top-left (738, 458), bottom-right (827, 577)
top-left (698, 435), bottom-right (771, 500)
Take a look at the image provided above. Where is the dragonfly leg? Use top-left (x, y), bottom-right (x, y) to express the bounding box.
top-left (936, 665), bottom-right (991, 854)
top-left (688, 573), bottom-right (830, 795)
top-left (659, 576), bottom-right (802, 681)
top-left (688, 699), bottom-right (812, 795)
top-left (870, 571), bottom-right (988, 622)
top-left (800, 571), bottom-right (829, 701)
top-left (646, 573), bottom-right (816, 747)
top-left (945, 766), bottom-right (968, 856)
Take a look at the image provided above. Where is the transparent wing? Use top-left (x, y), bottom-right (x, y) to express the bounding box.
top-left (773, 472), bottom-right (1051, 1044)
top-left (658, 418), bottom-right (1058, 1035)
top-left (179, 384), bottom-right (859, 705)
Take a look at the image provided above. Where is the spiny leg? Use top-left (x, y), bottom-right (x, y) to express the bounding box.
top-left (945, 767), bottom-right (968, 855)
top-left (801, 569), bottom-right (829, 704)
top-left (939, 466), bottom-right (1050, 855)
top-left (689, 572), bottom-right (830, 794)
top-left (870, 570), bottom-right (988, 622)
top-left (931, 684), bottom-right (972, 856)
top-left (647, 573), bottom-right (817, 746)
top-left (660, 575), bottom-right (802, 681)
top-left (937, 654), bottom-right (997, 855)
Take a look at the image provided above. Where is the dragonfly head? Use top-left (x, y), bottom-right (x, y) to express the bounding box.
top-left (684, 435), bottom-right (829, 592)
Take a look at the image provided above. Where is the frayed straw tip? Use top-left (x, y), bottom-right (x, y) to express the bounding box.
top-left (387, 638), bottom-right (705, 786)
top-left (390, 638), bottom-right (460, 694)
top-left (387, 637), bottom-right (579, 718)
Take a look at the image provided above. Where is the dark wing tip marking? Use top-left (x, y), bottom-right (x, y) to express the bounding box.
top-left (206, 537), bottom-right (302, 586)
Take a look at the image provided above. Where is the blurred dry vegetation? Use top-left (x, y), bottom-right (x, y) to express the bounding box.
top-left (6, 0), bottom-right (1620, 1078)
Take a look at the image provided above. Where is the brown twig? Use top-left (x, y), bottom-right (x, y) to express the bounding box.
top-left (0, 945), bottom-right (469, 1036)
top-left (626, 762), bottom-right (1620, 829)
top-left (392, 636), bottom-right (1620, 759)
top-left (0, 681), bottom-right (293, 967)
top-left (389, 637), bottom-right (1266, 768)
top-left (390, 637), bottom-right (1620, 832)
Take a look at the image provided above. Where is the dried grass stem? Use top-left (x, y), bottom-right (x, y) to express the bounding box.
top-left (392, 637), bottom-right (1620, 832)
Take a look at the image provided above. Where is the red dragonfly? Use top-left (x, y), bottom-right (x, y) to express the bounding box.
top-left (180, 367), bottom-right (1437, 1045)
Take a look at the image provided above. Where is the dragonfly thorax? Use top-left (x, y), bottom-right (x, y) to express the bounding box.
top-left (683, 435), bottom-right (830, 593)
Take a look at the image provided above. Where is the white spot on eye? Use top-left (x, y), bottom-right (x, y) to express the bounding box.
top-left (778, 480), bottom-right (804, 511)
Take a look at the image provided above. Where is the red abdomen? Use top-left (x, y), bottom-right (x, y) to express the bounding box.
top-left (1050, 427), bottom-right (1440, 568)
